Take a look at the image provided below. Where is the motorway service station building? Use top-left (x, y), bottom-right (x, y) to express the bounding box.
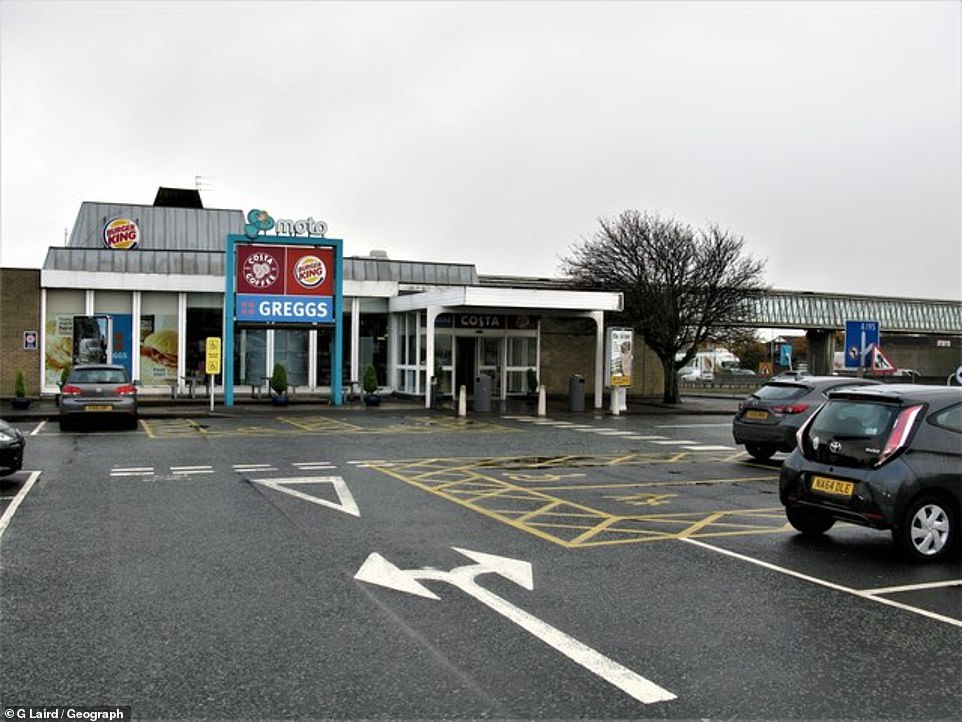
top-left (29, 188), bottom-right (628, 408)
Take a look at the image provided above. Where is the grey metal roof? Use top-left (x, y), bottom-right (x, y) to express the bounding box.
top-left (43, 247), bottom-right (479, 285)
top-left (344, 257), bottom-right (477, 285)
top-left (67, 202), bottom-right (245, 251)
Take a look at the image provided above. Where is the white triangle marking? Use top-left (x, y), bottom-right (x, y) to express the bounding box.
top-left (251, 476), bottom-right (360, 517)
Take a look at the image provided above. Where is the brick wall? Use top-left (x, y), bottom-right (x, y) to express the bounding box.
top-left (0, 269), bottom-right (42, 398)
top-left (539, 318), bottom-right (664, 399)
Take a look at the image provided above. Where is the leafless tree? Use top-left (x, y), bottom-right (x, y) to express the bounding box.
top-left (561, 211), bottom-right (767, 403)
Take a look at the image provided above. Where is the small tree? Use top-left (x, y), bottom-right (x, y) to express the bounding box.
top-left (362, 364), bottom-right (378, 395)
top-left (14, 369), bottom-right (26, 398)
top-left (270, 363), bottom-right (288, 397)
top-left (562, 210), bottom-right (767, 403)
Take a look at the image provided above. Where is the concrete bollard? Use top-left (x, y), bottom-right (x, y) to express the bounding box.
top-left (537, 384), bottom-right (546, 417)
top-left (458, 384), bottom-right (467, 417)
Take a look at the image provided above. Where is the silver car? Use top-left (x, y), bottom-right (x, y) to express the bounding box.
top-left (59, 364), bottom-right (139, 431)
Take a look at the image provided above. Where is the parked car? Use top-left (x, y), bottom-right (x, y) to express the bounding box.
top-left (59, 364), bottom-right (139, 431)
top-left (773, 370), bottom-right (811, 380)
top-left (733, 376), bottom-right (881, 460)
top-left (779, 385), bottom-right (962, 562)
top-left (0, 418), bottom-right (25, 476)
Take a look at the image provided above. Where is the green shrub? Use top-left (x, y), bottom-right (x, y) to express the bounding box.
top-left (14, 369), bottom-right (26, 398)
top-left (362, 364), bottom-right (378, 395)
top-left (270, 363), bottom-right (288, 396)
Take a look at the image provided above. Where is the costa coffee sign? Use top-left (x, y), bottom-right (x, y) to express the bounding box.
top-left (236, 244), bottom-right (335, 296)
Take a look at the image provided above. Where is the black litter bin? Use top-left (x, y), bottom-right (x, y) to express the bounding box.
top-left (569, 374), bottom-right (585, 412)
top-left (474, 374), bottom-right (492, 412)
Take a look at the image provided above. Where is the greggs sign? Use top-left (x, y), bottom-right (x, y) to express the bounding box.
top-left (235, 243), bottom-right (336, 324)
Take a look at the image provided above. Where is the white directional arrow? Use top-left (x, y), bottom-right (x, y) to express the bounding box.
top-left (251, 476), bottom-right (360, 517)
top-left (354, 547), bottom-right (676, 705)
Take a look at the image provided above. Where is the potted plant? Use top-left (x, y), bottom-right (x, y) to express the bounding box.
top-left (362, 364), bottom-right (381, 406)
top-left (526, 368), bottom-right (539, 398)
top-left (12, 369), bottom-right (30, 410)
top-left (269, 362), bottom-right (289, 405)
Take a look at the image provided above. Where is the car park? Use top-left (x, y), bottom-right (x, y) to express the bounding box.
top-left (733, 376), bottom-right (880, 460)
top-left (779, 385), bottom-right (962, 562)
top-left (0, 419), bottom-right (25, 476)
top-left (59, 364), bottom-right (139, 430)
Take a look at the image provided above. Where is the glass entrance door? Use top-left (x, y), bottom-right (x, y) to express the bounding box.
top-left (478, 336), bottom-right (502, 399)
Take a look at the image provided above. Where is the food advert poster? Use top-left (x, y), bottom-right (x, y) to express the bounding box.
top-left (140, 315), bottom-right (178, 380)
top-left (45, 315), bottom-right (74, 385)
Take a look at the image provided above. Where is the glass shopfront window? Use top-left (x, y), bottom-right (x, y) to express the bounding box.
top-left (235, 328), bottom-right (267, 388)
top-left (186, 293), bottom-right (223, 381)
top-left (94, 291), bottom-right (133, 376)
top-left (506, 336), bottom-right (539, 394)
top-left (140, 292), bottom-right (179, 383)
top-left (44, 289), bottom-right (85, 387)
top-left (274, 327), bottom-right (309, 387)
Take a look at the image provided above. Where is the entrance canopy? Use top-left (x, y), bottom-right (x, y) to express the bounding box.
top-left (390, 286), bottom-right (623, 408)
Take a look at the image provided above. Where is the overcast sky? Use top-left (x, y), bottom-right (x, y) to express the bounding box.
top-left (2, 1), bottom-right (959, 301)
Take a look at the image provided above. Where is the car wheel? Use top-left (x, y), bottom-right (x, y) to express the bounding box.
top-left (786, 505), bottom-right (836, 535)
top-left (895, 496), bottom-right (957, 562)
top-left (745, 443), bottom-right (776, 461)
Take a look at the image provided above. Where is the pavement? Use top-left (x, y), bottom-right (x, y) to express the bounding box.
top-left (1, 392), bottom-right (740, 421)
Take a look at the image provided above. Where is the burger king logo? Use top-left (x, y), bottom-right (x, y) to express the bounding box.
top-left (242, 252), bottom-right (280, 290)
top-left (103, 218), bottom-right (140, 250)
top-left (293, 254), bottom-right (327, 289)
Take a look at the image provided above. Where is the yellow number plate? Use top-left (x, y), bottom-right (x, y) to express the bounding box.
top-left (811, 476), bottom-right (854, 498)
top-left (85, 405), bottom-right (114, 411)
top-left (744, 410), bottom-right (768, 420)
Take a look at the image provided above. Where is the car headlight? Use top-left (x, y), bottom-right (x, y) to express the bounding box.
top-left (0, 430), bottom-right (19, 443)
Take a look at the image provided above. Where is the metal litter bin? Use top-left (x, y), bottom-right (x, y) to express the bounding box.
top-left (474, 374), bottom-right (492, 412)
top-left (569, 374), bottom-right (585, 412)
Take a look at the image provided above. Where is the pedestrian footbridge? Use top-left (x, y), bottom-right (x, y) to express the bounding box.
top-left (747, 290), bottom-right (961, 334)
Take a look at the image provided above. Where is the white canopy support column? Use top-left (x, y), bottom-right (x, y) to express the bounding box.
top-left (590, 310), bottom-right (605, 410)
top-left (424, 305), bottom-right (443, 408)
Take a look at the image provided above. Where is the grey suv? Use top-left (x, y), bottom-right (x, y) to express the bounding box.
top-left (779, 385), bottom-right (962, 562)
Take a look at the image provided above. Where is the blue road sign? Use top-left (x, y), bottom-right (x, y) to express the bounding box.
top-left (844, 320), bottom-right (880, 368)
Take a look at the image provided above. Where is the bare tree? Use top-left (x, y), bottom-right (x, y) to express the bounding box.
top-left (561, 211), bottom-right (767, 403)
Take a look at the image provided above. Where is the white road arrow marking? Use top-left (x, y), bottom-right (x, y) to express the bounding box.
top-left (354, 547), bottom-right (676, 705)
top-left (251, 476), bottom-right (360, 517)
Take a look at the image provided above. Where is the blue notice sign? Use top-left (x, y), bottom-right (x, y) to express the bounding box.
top-left (844, 320), bottom-right (880, 368)
top-left (237, 294), bottom-right (333, 324)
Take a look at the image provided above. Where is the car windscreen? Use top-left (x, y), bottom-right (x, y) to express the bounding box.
top-left (803, 399), bottom-right (899, 467)
top-left (752, 383), bottom-right (807, 401)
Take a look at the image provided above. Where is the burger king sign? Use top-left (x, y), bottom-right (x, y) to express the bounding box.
top-left (103, 218), bottom-right (141, 250)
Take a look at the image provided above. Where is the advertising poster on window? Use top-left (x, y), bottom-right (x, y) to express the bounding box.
top-left (111, 314), bottom-right (133, 376)
top-left (44, 315), bottom-right (74, 386)
top-left (607, 327), bottom-right (634, 387)
top-left (140, 314), bottom-right (178, 380)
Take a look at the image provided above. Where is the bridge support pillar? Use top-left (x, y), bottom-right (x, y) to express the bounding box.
top-left (806, 329), bottom-right (836, 375)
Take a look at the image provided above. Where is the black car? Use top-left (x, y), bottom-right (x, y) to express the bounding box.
top-left (0, 418), bottom-right (26, 476)
top-left (779, 385), bottom-right (962, 562)
top-left (733, 376), bottom-right (881, 460)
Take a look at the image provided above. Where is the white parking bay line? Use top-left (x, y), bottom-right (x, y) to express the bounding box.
top-left (649, 440), bottom-right (696, 446)
top-left (682, 445), bottom-right (736, 451)
top-left (111, 467), bottom-right (155, 477)
top-left (682, 538), bottom-right (962, 628)
top-left (0, 470), bottom-right (41, 539)
top-left (171, 465), bottom-right (214, 475)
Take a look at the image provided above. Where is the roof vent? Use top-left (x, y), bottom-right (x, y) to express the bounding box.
top-left (369, 250), bottom-right (389, 259)
top-left (153, 187), bottom-right (204, 209)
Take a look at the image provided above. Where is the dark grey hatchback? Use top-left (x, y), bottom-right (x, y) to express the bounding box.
top-left (779, 385), bottom-right (962, 562)
top-left (733, 376), bottom-right (880, 460)
top-left (59, 364), bottom-right (139, 431)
